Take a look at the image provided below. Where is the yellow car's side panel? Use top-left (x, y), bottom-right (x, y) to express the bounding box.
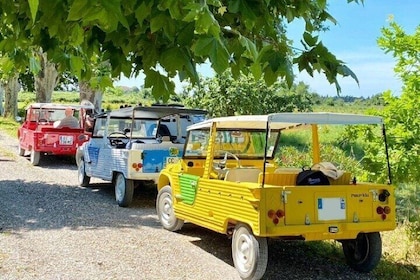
top-left (159, 164), bottom-right (396, 241)
top-left (173, 176), bottom-right (261, 235)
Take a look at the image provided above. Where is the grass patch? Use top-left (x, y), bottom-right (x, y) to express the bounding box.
top-left (0, 117), bottom-right (20, 138)
top-left (302, 225), bottom-right (419, 279)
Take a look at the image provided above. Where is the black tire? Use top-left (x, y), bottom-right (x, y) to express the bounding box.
top-left (156, 185), bottom-right (184, 231)
top-left (342, 232), bottom-right (382, 272)
top-left (114, 173), bottom-right (134, 207)
top-left (30, 150), bottom-right (40, 166)
top-left (232, 224), bottom-right (268, 280)
top-left (18, 146), bottom-right (25, 156)
top-left (77, 158), bottom-right (91, 187)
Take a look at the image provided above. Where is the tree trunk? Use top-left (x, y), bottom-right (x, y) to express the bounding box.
top-left (0, 85), bottom-right (4, 116)
top-left (34, 51), bottom-right (59, 103)
top-left (2, 75), bottom-right (21, 118)
top-left (79, 81), bottom-right (103, 114)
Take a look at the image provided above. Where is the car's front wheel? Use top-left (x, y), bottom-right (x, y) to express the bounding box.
top-left (341, 232), bottom-right (382, 272)
top-left (30, 150), bottom-right (40, 166)
top-left (232, 224), bottom-right (268, 280)
top-left (156, 185), bottom-right (184, 231)
top-left (77, 158), bottom-right (91, 187)
top-left (114, 173), bottom-right (134, 207)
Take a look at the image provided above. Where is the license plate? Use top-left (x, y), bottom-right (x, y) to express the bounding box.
top-left (59, 135), bottom-right (74, 145)
top-left (317, 197), bottom-right (346, 221)
top-left (166, 157), bottom-right (180, 165)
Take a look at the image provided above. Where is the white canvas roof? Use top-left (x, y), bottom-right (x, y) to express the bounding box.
top-left (187, 112), bottom-right (383, 131)
top-left (104, 106), bottom-right (207, 119)
top-left (27, 103), bottom-right (95, 110)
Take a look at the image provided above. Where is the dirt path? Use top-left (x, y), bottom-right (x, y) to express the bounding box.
top-left (0, 130), bottom-right (375, 280)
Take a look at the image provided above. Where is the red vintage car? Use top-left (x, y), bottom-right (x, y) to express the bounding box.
top-left (17, 103), bottom-right (94, 165)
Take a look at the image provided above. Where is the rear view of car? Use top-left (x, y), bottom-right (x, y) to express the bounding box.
top-left (17, 103), bottom-right (94, 165)
top-left (155, 112), bottom-right (396, 280)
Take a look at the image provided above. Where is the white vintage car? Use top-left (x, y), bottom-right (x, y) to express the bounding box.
top-left (76, 105), bottom-right (206, 207)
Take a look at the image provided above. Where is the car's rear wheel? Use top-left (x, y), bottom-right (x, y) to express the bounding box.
top-left (156, 185), bottom-right (184, 231)
top-left (232, 224), bottom-right (268, 280)
top-left (78, 158), bottom-right (91, 187)
top-left (341, 232), bottom-right (382, 272)
top-left (18, 146), bottom-right (25, 156)
top-left (114, 173), bottom-right (134, 207)
top-left (30, 150), bottom-right (40, 166)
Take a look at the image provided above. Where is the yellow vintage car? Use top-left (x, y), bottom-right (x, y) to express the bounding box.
top-left (156, 112), bottom-right (396, 280)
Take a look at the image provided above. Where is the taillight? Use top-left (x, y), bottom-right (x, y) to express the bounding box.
top-left (132, 162), bottom-right (143, 171)
top-left (268, 209), bottom-right (285, 225)
top-left (377, 206), bottom-right (391, 220)
top-left (276, 209), bottom-right (285, 218)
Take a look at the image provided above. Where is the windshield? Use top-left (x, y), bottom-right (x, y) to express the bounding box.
top-left (184, 129), bottom-right (279, 159)
top-left (92, 117), bottom-right (158, 138)
top-left (28, 108), bottom-right (80, 122)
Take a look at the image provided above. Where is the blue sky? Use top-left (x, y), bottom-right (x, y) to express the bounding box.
top-left (115, 0), bottom-right (419, 98)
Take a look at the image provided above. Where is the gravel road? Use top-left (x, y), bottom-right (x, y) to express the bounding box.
top-left (0, 130), bottom-right (376, 280)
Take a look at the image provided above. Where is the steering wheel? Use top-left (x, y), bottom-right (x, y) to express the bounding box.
top-left (108, 131), bottom-right (129, 147)
top-left (210, 150), bottom-right (241, 179)
top-left (216, 150), bottom-right (241, 169)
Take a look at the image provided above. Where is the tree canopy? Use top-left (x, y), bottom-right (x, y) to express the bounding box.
top-left (180, 70), bottom-right (314, 117)
top-left (0, 0), bottom-right (361, 100)
top-left (355, 21), bottom-right (420, 184)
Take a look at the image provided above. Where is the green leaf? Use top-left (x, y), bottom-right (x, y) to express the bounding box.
top-left (183, 3), bottom-right (202, 22)
top-left (284, 59), bottom-right (294, 88)
top-left (69, 24), bottom-right (84, 46)
top-left (303, 32), bottom-right (318, 47)
top-left (338, 65), bottom-right (359, 84)
top-left (29, 57), bottom-right (41, 74)
top-left (161, 47), bottom-right (198, 81)
top-left (70, 55), bottom-right (84, 79)
top-left (141, 41), bottom-right (159, 70)
top-left (135, 1), bottom-right (153, 23)
top-left (68, 0), bottom-right (89, 21)
top-left (160, 47), bottom-right (187, 76)
top-left (100, 0), bottom-right (129, 30)
top-left (0, 57), bottom-right (14, 75)
top-left (28, 0), bottom-right (39, 23)
top-left (229, 0), bottom-right (240, 13)
top-left (263, 67), bottom-right (277, 85)
top-left (193, 37), bottom-right (229, 73)
top-left (317, 0), bottom-right (327, 9)
top-left (159, 0), bottom-right (183, 19)
top-left (144, 70), bottom-right (175, 102)
top-left (150, 14), bottom-right (168, 33)
top-left (250, 62), bottom-right (262, 80)
top-left (238, 36), bottom-right (258, 61)
top-left (195, 7), bottom-right (220, 38)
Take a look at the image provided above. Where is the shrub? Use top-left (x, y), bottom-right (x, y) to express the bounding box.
top-left (395, 183), bottom-right (420, 242)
